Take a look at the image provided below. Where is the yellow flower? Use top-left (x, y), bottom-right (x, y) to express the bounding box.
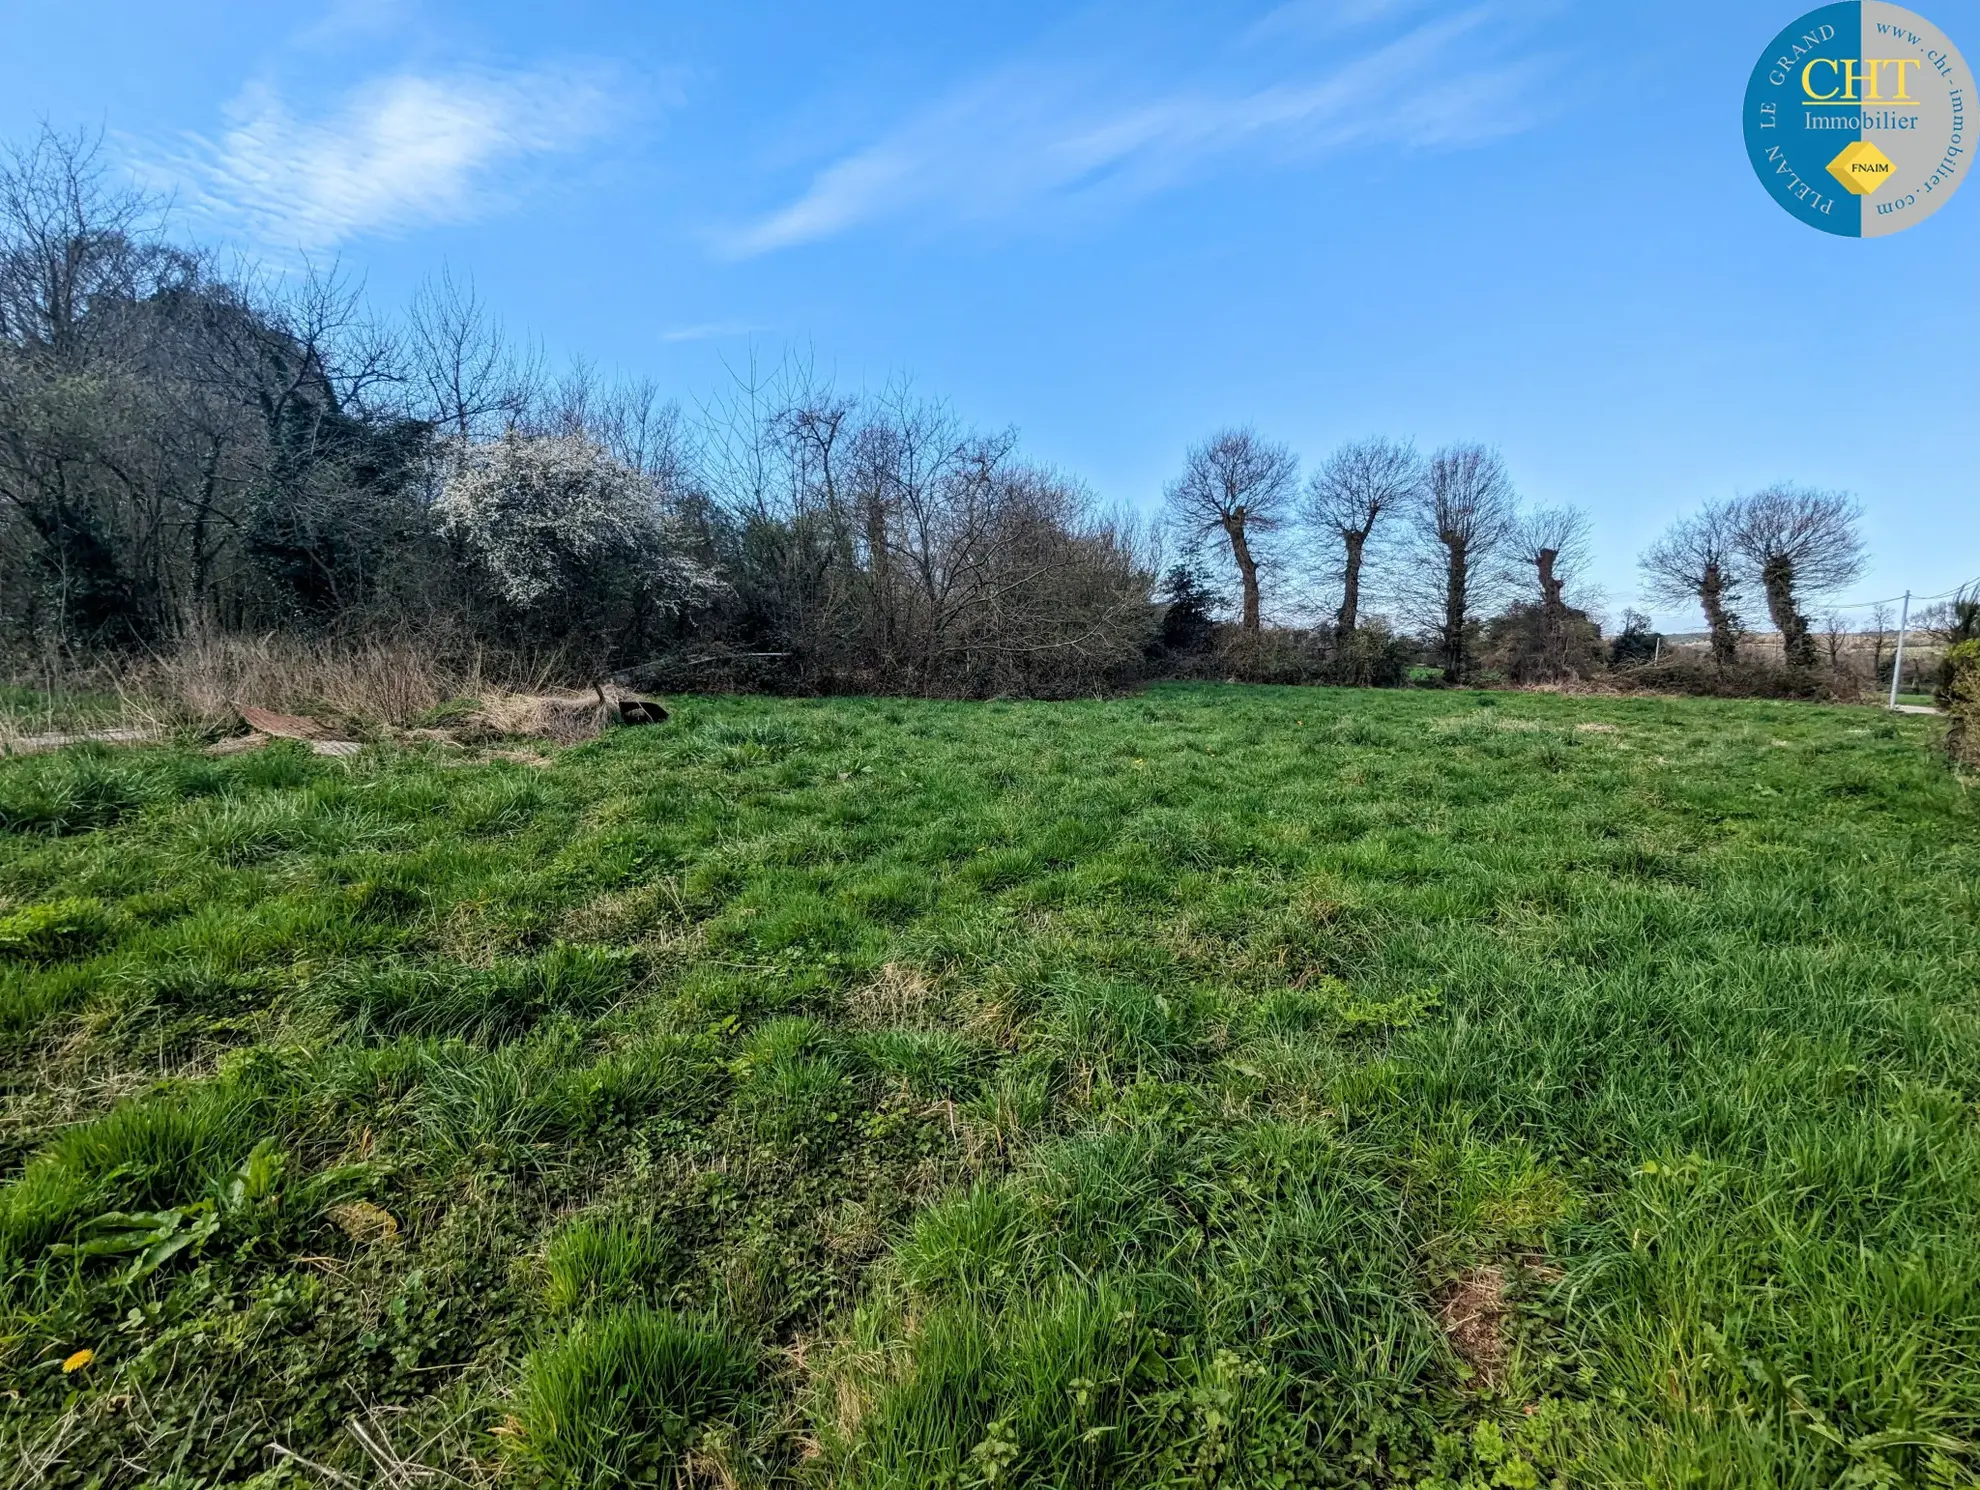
top-left (61, 1349), bottom-right (94, 1373)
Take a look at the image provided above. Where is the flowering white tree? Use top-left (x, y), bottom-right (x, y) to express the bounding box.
top-left (436, 432), bottom-right (723, 617)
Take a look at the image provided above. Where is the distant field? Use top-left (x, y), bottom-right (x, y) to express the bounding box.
top-left (1, 687), bottom-right (1975, 1487)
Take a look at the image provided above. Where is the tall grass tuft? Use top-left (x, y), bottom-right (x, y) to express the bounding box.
top-left (0, 749), bottom-right (161, 835)
top-left (0, 1082), bottom-right (266, 1259)
top-left (503, 1306), bottom-right (757, 1485)
top-left (542, 1217), bottom-right (676, 1317)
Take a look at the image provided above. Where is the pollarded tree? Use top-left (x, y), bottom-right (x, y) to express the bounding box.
top-left (1509, 503), bottom-right (1594, 680)
top-left (1163, 427), bottom-right (1297, 633)
top-left (1730, 484), bottom-right (1866, 670)
top-left (1414, 444), bottom-right (1517, 683)
top-left (1640, 502), bottom-right (1744, 666)
top-left (1302, 436), bottom-right (1423, 635)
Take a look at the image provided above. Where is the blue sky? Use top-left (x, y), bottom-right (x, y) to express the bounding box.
top-left (5, 0), bottom-right (1975, 627)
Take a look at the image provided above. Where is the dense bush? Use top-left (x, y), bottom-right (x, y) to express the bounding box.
top-left (1609, 655), bottom-right (1859, 702)
top-left (1150, 564), bottom-right (1219, 658)
top-left (1607, 609), bottom-right (1662, 667)
top-left (1166, 621), bottom-right (1415, 688)
top-left (1945, 639), bottom-right (1980, 769)
top-left (1931, 591), bottom-right (1980, 710)
top-left (1483, 601), bottom-right (1607, 683)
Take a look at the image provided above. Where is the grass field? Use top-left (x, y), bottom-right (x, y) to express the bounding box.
top-left (1, 685), bottom-right (1975, 1488)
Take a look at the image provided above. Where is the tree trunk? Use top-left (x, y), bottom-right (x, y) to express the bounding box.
top-left (189, 437), bottom-right (224, 627)
top-left (1699, 562), bottom-right (1738, 667)
top-left (1762, 556), bottom-right (1816, 668)
top-left (862, 489), bottom-right (892, 664)
top-left (1536, 546), bottom-right (1567, 678)
top-left (1224, 517), bottom-right (1261, 633)
top-left (1337, 529), bottom-right (1366, 635)
top-left (1441, 537), bottom-right (1469, 684)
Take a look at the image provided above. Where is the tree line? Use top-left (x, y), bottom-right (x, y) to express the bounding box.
top-left (1, 126), bottom-right (1930, 703)
top-left (1159, 421), bottom-right (1909, 693)
top-left (0, 130), bottom-right (1153, 697)
top-left (1162, 429), bottom-right (1609, 686)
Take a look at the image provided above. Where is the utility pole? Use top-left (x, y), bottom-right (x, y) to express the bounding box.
top-left (1887, 590), bottom-right (1911, 709)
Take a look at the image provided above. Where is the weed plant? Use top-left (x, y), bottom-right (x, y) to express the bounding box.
top-left (0, 688), bottom-right (1973, 1487)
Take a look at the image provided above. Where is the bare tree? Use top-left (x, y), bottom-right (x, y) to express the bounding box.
top-left (406, 266), bottom-right (536, 443)
top-left (1301, 436), bottom-right (1421, 634)
top-left (1731, 485), bottom-right (1866, 670)
top-left (1509, 503), bottom-right (1593, 680)
top-left (1820, 610), bottom-right (1854, 672)
top-left (682, 355), bottom-right (1153, 695)
top-left (1164, 428), bottom-right (1296, 633)
top-left (1640, 502), bottom-right (1744, 667)
top-left (593, 376), bottom-right (690, 485)
top-left (0, 126), bottom-right (167, 358)
top-left (1413, 444), bottom-right (1517, 683)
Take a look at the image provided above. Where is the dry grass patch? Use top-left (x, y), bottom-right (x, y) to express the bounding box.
top-left (845, 963), bottom-right (936, 1027)
top-left (139, 632), bottom-right (481, 729)
top-left (1437, 1264), bottom-right (1511, 1390)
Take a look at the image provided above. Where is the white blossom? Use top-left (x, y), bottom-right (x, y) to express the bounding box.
top-left (435, 432), bottom-right (722, 611)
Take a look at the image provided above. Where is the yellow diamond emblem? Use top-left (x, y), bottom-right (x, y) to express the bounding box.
top-left (1827, 140), bottom-right (1895, 196)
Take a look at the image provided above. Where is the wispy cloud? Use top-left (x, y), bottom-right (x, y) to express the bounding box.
top-left (730, 7), bottom-right (1552, 256)
top-left (164, 65), bottom-right (621, 249)
top-left (660, 320), bottom-right (767, 344)
top-left (291, 0), bottom-right (408, 51)
top-left (1244, 0), bottom-right (1442, 43)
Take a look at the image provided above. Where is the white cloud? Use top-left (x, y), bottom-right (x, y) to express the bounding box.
top-left (169, 65), bottom-right (619, 249)
top-left (730, 7), bottom-right (1551, 256)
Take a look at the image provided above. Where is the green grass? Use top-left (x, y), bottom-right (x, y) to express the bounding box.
top-left (0, 684), bottom-right (133, 743)
top-left (0, 687), bottom-right (1973, 1488)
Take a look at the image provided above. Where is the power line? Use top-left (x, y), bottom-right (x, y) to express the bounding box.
top-left (1824, 575), bottom-right (1978, 612)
